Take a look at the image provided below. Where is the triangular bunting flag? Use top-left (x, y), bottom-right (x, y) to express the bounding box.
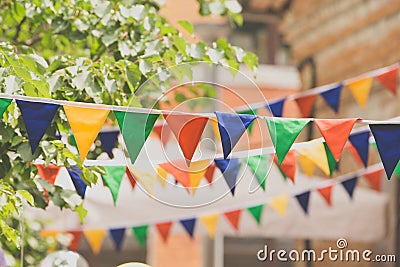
top-left (64, 106), bottom-right (109, 161)
top-left (189, 160), bottom-right (209, 195)
top-left (156, 166), bottom-right (168, 188)
top-left (294, 94), bottom-right (316, 118)
top-left (320, 83), bottom-right (343, 113)
top-left (296, 140), bottom-right (330, 176)
top-left (266, 98), bottom-right (285, 117)
top-left (363, 169), bottom-right (383, 191)
top-left (297, 155), bottom-right (315, 177)
top-left (204, 164), bottom-right (216, 184)
top-left (109, 228), bottom-right (126, 251)
top-left (273, 150), bottom-right (296, 183)
top-left (341, 177), bottom-right (358, 198)
top-left (323, 143), bottom-right (337, 177)
top-left (98, 130), bottom-right (119, 158)
top-left (348, 131), bottom-right (370, 167)
top-left (314, 118), bottom-right (358, 162)
top-left (210, 118), bottom-right (221, 142)
top-left (375, 65), bottom-right (399, 95)
top-left (214, 158), bottom-right (241, 196)
top-left (180, 218), bottom-right (196, 238)
top-left (215, 112), bottom-right (256, 159)
top-left (152, 124), bottom-right (171, 146)
top-left (266, 118), bottom-right (310, 164)
top-left (156, 222), bottom-right (173, 243)
top-left (246, 154), bottom-right (269, 190)
top-left (163, 113), bottom-right (208, 165)
top-left (159, 161), bottom-right (190, 190)
top-left (347, 77), bottom-right (373, 108)
top-left (200, 214), bottom-right (218, 238)
top-left (84, 229), bottom-right (106, 254)
top-left (317, 185), bottom-right (333, 206)
top-left (238, 109), bottom-right (258, 133)
top-left (224, 210), bottom-right (241, 231)
top-left (17, 100), bottom-right (59, 154)
top-left (247, 205), bottom-right (263, 225)
top-left (0, 98), bottom-right (12, 117)
top-left (347, 143), bottom-right (364, 167)
top-left (132, 225), bottom-right (148, 247)
top-left (114, 111), bottom-right (159, 164)
top-left (66, 166), bottom-right (87, 199)
top-left (125, 167), bottom-right (136, 190)
top-left (102, 166), bottom-right (126, 205)
top-left (369, 124), bottom-right (400, 179)
top-left (269, 195), bottom-right (289, 217)
top-left (295, 191), bottom-right (310, 214)
top-left (393, 162), bottom-right (400, 178)
top-left (68, 230), bottom-right (83, 251)
top-left (36, 164), bottom-right (61, 185)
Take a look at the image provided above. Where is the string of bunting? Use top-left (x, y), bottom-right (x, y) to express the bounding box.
top-left (40, 163), bottom-right (385, 254)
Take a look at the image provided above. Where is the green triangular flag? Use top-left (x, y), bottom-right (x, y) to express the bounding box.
top-left (266, 118), bottom-right (310, 165)
top-left (102, 166), bottom-right (126, 205)
top-left (0, 98), bottom-right (12, 117)
top-left (114, 111), bottom-right (159, 164)
top-left (238, 109), bottom-right (257, 134)
top-left (393, 161), bottom-right (400, 178)
top-left (323, 142), bottom-right (337, 177)
top-left (247, 204), bottom-right (264, 225)
top-left (246, 154), bottom-right (268, 190)
top-left (132, 225), bottom-right (148, 247)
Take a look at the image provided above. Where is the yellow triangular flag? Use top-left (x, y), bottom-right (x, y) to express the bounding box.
top-left (210, 118), bottom-right (221, 142)
top-left (189, 160), bottom-right (209, 195)
top-left (297, 154), bottom-right (315, 178)
top-left (200, 214), bottom-right (218, 238)
top-left (63, 106), bottom-right (109, 161)
top-left (269, 194), bottom-right (289, 217)
top-left (296, 139), bottom-right (330, 176)
top-left (347, 77), bottom-right (373, 108)
top-left (129, 166), bottom-right (156, 197)
top-left (156, 166), bottom-right (168, 188)
top-left (84, 229), bottom-right (106, 254)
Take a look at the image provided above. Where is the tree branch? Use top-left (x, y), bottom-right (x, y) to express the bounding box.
top-left (13, 16), bottom-right (26, 43)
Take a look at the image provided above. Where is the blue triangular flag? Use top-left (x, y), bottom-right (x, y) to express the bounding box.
top-left (265, 98), bottom-right (285, 117)
top-left (214, 158), bottom-right (241, 196)
top-left (320, 83), bottom-right (343, 113)
top-left (66, 166), bottom-right (87, 199)
top-left (215, 112), bottom-right (256, 159)
top-left (180, 218), bottom-right (196, 238)
top-left (295, 191), bottom-right (310, 214)
top-left (369, 124), bottom-right (400, 179)
top-left (16, 100), bottom-right (59, 154)
top-left (348, 131), bottom-right (370, 167)
top-left (341, 177), bottom-right (358, 199)
top-left (98, 130), bottom-right (119, 158)
top-left (109, 228), bottom-right (126, 251)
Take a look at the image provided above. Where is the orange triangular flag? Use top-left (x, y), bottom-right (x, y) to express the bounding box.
top-left (159, 161), bottom-right (190, 190)
top-left (224, 210), bottom-right (241, 231)
top-left (294, 94), bottom-right (316, 118)
top-left (363, 169), bottom-right (383, 192)
top-left (125, 167), bottom-right (136, 190)
top-left (36, 164), bottom-right (61, 185)
top-left (163, 114), bottom-right (208, 165)
top-left (346, 143), bottom-right (363, 167)
top-left (205, 164), bottom-right (216, 184)
top-left (273, 150), bottom-right (296, 183)
top-left (153, 124), bottom-right (171, 146)
top-left (64, 106), bottom-right (109, 161)
top-left (68, 230), bottom-right (83, 251)
top-left (317, 185), bottom-right (333, 206)
top-left (314, 118), bottom-right (359, 162)
top-left (156, 222), bottom-right (173, 243)
top-left (375, 65), bottom-right (399, 96)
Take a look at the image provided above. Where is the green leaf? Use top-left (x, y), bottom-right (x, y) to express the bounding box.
top-left (16, 190), bottom-right (34, 206)
top-left (243, 52), bottom-right (259, 72)
top-left (178, 20), bottom-right (194, 35)
top-left (75, 203), bottom-right (87, 224)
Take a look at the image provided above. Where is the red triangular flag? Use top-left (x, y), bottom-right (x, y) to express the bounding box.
top-left (156, 222), bottom-right (173, 243)
top-left (273, 150), bottom-right (296, 183)
top-left (363, 169), bottom-right (383, 192)
top-left (36, 164), bottom-right (61, 185)
top-left (314, 118), bottom-right (359, 162)
top-left (159, 161), bottom-right (190, 190)
top-left (125, 167), bottom-right (136, 190)
top-left (163, 114), bottom-right (209, 165)
top-left (375, 66), bottom-right (399, 96)
top-left (294, 94), bottom-right (317, 118)
top-left (346, 143), bottom-right (363, 167)
top-left (153, 124), bottom-right (171, 146)
top-left (205, 164), bottom-right (216, 184)
top-left (224, 210), bottom-right (241, 231)
top-left (68, 230), bottom-right (83, 251)
top-left (317, 185), bottom-right (333, 206)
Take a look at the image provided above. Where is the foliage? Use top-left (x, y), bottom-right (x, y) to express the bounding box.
top-left (0, 0), bottom-right (258, 265)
